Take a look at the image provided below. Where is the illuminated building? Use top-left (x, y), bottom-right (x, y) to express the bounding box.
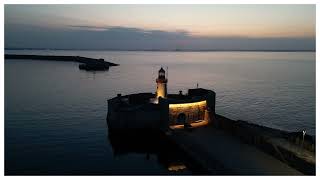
top-left (107, 67), bottom-right (216, 132)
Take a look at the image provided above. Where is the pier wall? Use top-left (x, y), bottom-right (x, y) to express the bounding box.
top-left (213, 114), bottom-right (315, 175)
top-left (116, 109), bottom-right (161, 129)
top-left (169, 100), bottom-right (207, 125)
top-left (107, 93), bottom-right (162, 129)
top-left (160, 89), bottom-right (216, 129)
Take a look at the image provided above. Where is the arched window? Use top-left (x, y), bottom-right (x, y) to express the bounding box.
top-left (177, 113), bottom-right (186, 124)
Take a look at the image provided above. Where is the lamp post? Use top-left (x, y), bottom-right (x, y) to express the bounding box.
top-left (299, 130), bottom-right (306, 154)
top-left (302, 130), bottom-right (306, 147)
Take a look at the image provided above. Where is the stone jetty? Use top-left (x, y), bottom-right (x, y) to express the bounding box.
top-left (5, 54), bottom-right (119, 71)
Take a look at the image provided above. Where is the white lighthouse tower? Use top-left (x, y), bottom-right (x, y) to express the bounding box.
top-left (156, 67), bottom-right (168, 99)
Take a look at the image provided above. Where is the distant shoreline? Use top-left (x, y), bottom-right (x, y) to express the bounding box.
top-left (4, 48), bottom-right (315, 52)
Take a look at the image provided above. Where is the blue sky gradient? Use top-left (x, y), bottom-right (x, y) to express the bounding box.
top-left (5, 4), bottom-right (316, 50)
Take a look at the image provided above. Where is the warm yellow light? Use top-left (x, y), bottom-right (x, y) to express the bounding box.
top-left (170, 120), bottom-right (209, 130)
top-left (168, 164), bottom-right (187, 171)
top-left (169, 100), bottom-right (206, 109)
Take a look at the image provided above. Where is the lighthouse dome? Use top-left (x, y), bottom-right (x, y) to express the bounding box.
top-left (159, 67), bottom-right (165, 73)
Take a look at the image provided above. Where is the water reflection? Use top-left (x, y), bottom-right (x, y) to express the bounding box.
top-left (107, 129), bottom-right (203, 174)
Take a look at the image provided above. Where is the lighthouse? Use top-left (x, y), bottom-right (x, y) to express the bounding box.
top-left (156, 67), bottom-right (168, 99)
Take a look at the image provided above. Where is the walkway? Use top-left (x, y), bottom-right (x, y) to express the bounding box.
top-left (167, 126), bottom-right (303, 175)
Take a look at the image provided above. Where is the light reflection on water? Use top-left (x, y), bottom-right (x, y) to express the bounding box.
top-left (5, 50), bottom-right (315, 174)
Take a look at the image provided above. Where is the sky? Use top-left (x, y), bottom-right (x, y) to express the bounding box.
top-left (4, 4), bottom-right (316, 50)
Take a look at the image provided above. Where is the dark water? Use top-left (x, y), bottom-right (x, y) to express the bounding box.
top-left (5, 50), bottom-right (315, 174)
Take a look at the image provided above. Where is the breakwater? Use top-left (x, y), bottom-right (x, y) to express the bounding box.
top-left (105, 68), bottom-right (315, 175)
top-left (107, 90), bottom-right (315, 174)
top-left (211, 114), bottom-right (315, 175)
top-left (107, 114), bottom-right (315, 175)
top-left (5, 54), bottom-right (119, 70)
top-left (165, 114), bottom-right (315, 175)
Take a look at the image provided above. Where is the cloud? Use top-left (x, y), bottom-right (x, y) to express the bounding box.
top-left (5, 24), bottom-right (315, 51)
top-left (68, 25), bottom-right (191, 36)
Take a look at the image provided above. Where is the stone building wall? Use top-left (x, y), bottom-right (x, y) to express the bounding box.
top-left (168, 100), bottom-right (207, 125)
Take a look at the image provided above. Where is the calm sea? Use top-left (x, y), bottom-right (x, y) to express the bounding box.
top-left (5, 50), bottom-right (315, 175)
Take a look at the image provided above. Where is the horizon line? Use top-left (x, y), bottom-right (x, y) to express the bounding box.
top-left (4, 48), bottom-right (316, 52)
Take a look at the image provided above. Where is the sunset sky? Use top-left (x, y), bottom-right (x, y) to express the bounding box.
top-left (5, 4), bottom-right (316, 50)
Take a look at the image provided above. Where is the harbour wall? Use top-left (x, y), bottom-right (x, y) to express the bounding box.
top-left (169, 100), bottom-right (207, 125)
top-left (106, 90), bottom-right (314, 174)
top-left (212, 114), bottom-right (315, 175)
top-left (5, 54), bottom-right (119, 71)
